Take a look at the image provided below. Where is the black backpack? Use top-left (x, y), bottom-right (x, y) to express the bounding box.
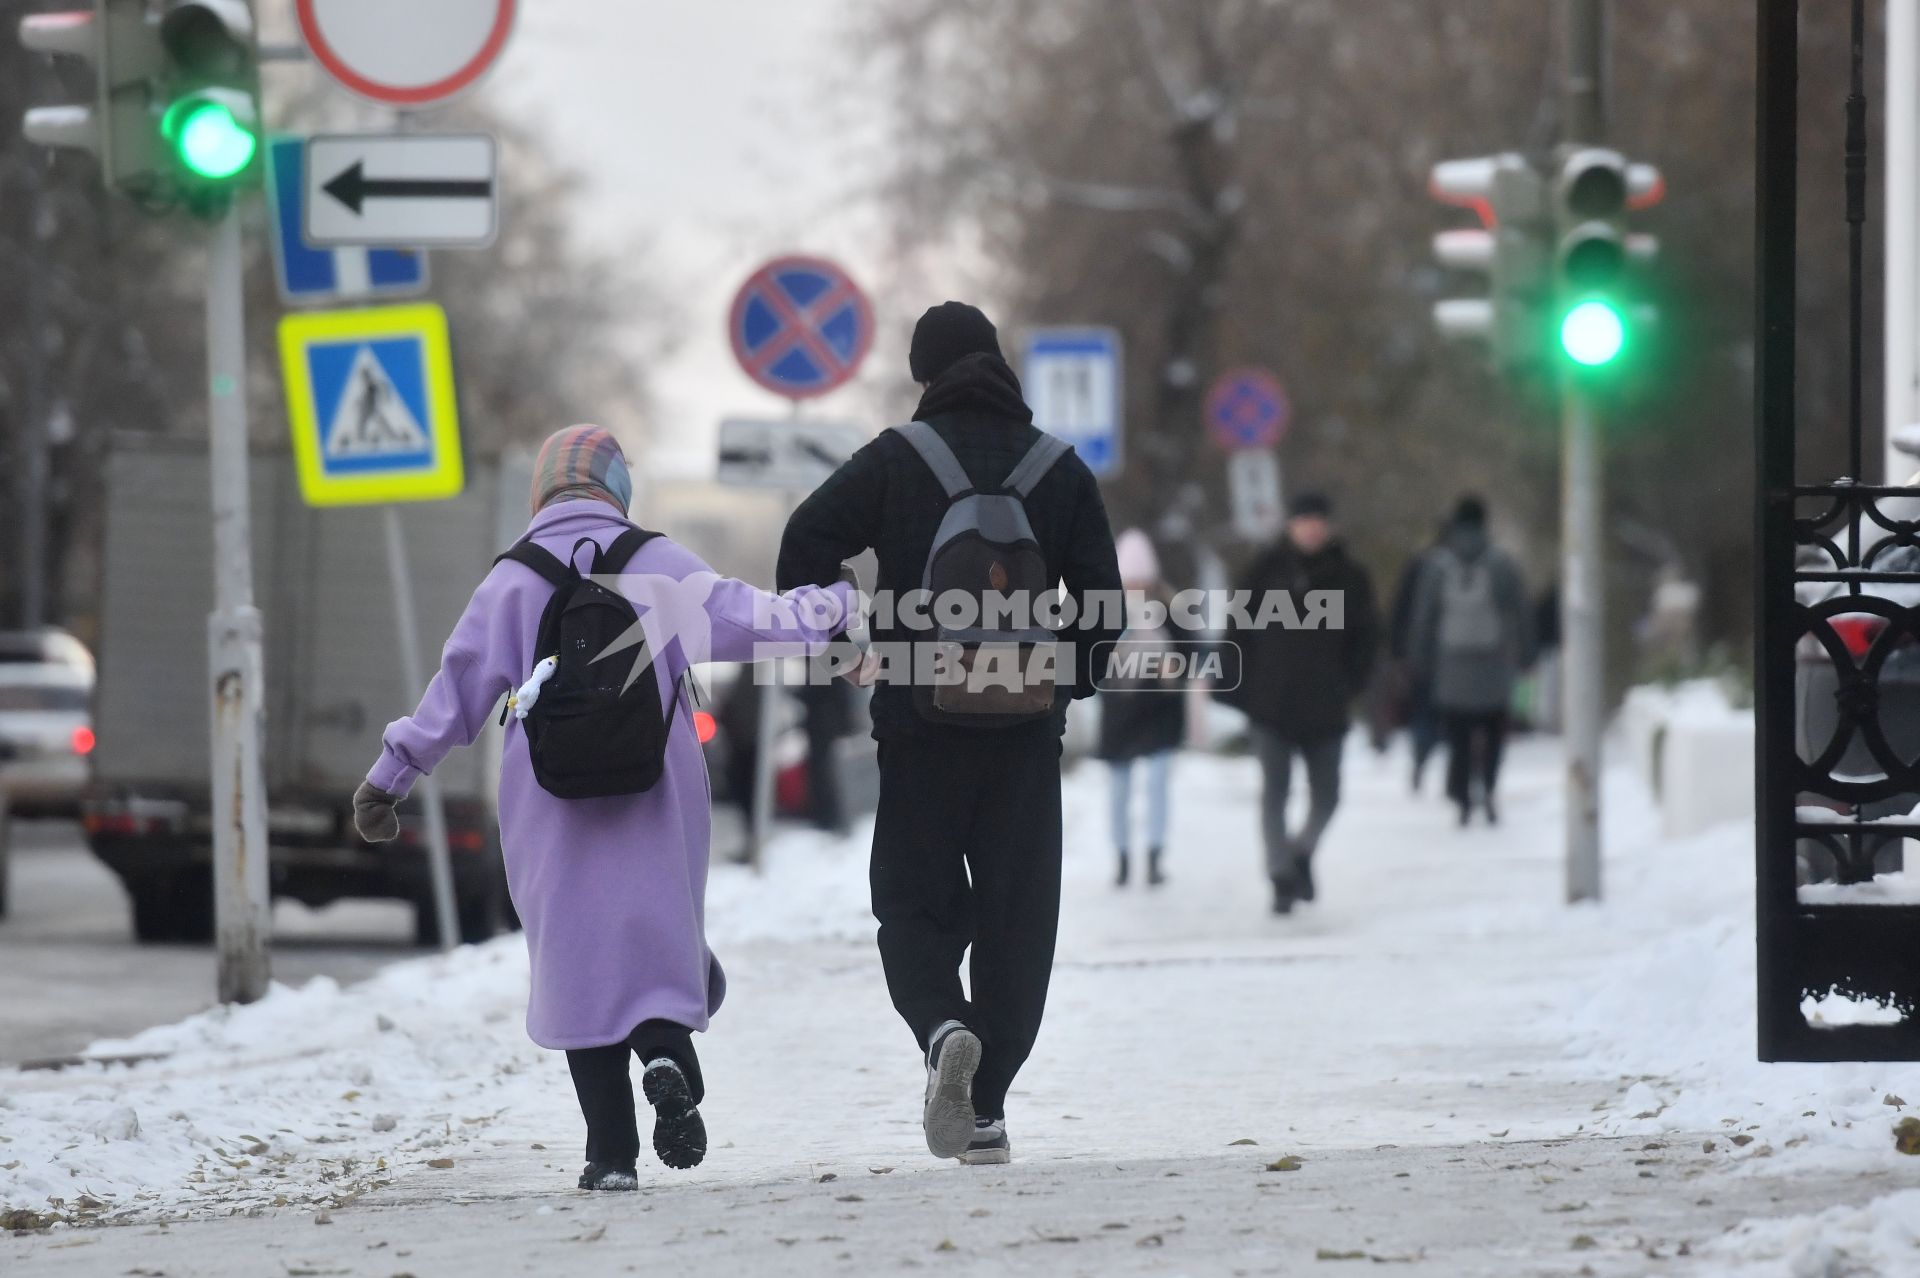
top-left (893, 420), bottom-right (1072, 726)
top-left (493, 527), bottom-right (682, 799)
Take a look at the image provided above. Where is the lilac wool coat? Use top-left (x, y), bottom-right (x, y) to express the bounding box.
top-left (366, 499), bottom-right (854, 1050)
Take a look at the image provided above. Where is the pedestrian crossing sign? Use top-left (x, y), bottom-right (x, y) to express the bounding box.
top-left (278, 302), bottom-right (464, 507)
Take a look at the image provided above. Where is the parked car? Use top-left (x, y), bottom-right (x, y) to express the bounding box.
top-left (0, 636), bottom-right (95, 817)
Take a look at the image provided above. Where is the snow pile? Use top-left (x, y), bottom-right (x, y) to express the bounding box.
top-left (1701, 1189), bottom-right (1920, 1276)
top-left (704, 822), bottom-right (873, 947)
top-left (0, 942), bottom-right (549, 1225)
top-left (0, 817), bottom-right (874, 1227)
top-left (1551, 798), bottom-right (1920, 1162)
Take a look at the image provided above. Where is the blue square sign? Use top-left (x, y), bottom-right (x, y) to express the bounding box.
top-left (267, 137), bottom-right (428, 306)
top-left (1023, 328), bottom-right (1123, 478)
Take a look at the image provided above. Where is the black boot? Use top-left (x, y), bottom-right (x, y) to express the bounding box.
top-left (1115, 851), bottom-right (1130, 887)
top-left (1270, 877), bottom-right (1294, 915)
top-left (1295, 852), bottom-right (1315, 903)
top-left (1147, 848), bottom-right (1166, 887)
top-left (578, 1161), bottom-right (638, 1191)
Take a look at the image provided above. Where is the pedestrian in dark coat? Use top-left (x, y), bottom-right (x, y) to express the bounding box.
top-left (1408, 495), bottom-right (1531, 826)
top-left (1388, 525), bottom-right (1449, 792)
top-left (1219, 492), bottom-right (1379, 914)
top-left (1096, 529), bottom-right (1186, 888)
top-left (776, 301), bottom-right (1122, 1167)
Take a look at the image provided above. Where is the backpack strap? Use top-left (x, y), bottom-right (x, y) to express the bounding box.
top-left (601, 526), bottom-right (664, 574)
top-left (893, 421), bottom-right (973, 499)
top-left (494, 540), bottom-right (572, 588)
top-left (495, 526), bottom-right (664, 585)
top-left (1003, 432), bottom-right (1072, 498)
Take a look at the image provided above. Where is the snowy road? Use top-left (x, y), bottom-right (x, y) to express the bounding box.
top-left (0, 823), bottom-right (415, 1065)
top-left (4, 738), bottom-right (1918, 1274)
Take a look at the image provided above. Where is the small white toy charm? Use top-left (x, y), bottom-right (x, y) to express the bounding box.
top-left (509, 656), bottom-right (559, 720)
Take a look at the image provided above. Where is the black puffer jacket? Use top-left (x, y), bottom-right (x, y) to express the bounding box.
top-left (1095, 619), bottom-right (1188, 762)
top-left (776, 353), bottom-right (1123, 741)
top-left (1219, 537), bottom-right (1380, 740)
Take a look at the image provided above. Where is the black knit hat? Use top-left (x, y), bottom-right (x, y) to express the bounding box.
top-left (1453, 494), bottom-right (1488, 528)
top-left (1291, 491), bottom-right (1333, 519)
top-left (909, 301), bottom-right (1002, 383)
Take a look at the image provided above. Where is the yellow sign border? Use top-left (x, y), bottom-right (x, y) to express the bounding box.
top-left (278, 302), bottom-right (464, 507)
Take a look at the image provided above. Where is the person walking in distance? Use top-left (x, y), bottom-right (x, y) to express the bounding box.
top-left (351, 425), bottom-right (855, 1193)
top-left (1409, 496), bottom-right (1531, 827)
top-left (1388, 522), bottom-right (1449, 793)
top-left (1097, 529), bottom-right (1187, 888)
top-left (776, 302), bottom-right (1122, 1166)
top-left (1221, 492), bottom-right (1379, 915)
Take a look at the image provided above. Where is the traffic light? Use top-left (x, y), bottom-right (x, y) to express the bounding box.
top-left (17, 0), bottom-right (259, 214)
top-left (1428, 153), bottom-right (1551, 372)
top-left (157, 0), bottom-right (260, 206)
top-left (18, 1), bottom-right (167, 199)
top-left (1550, 147), bottom-right (1661, 370)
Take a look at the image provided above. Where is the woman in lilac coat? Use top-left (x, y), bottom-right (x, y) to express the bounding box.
top-left (352, 425), bottom-right (853, 1192)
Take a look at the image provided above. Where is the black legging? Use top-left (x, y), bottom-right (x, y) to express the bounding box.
top-left (1443, 710), bottom-right (1508, 809)
top-left (564, 1019), bottom-right (703, 1165)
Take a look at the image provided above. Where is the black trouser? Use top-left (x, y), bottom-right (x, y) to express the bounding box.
top-left (870, 732), bottom-right (1063, 1120)
top-left (1443, 710), bottom-right (1508, 809)
top-left (1251, 727), bottom-right (1344, 884)
top-left (564, 1019), bottom-right (703, 1166)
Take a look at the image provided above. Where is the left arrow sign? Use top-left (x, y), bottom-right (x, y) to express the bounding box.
top-left (304, 133), bottom-right (499, 249)
top-left (323, 161), bottom-right (494, 214)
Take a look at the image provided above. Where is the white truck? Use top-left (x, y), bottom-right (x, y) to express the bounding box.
top-left (83, 436), bottom-right (524, 945)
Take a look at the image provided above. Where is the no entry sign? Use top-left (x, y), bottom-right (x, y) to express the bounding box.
top-left (1206, 368), bottom-right (1290, 453)
top-left (729, 257), bottom-right (874, 401)
top-left (297, 0), bottom-right (516, 107)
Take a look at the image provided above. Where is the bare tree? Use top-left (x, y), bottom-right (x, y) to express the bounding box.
top-left (851, 0), bottom-right (1862, 668)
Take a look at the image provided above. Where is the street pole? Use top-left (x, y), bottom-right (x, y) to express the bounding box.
top-left (17, 159), bottom-right (51, 630)
top-left (383, 507), bottom-right (461, 950)
top-left (1886, 0), bottom-right (1919, 484)
top-left (205, 202), bottom-right (272, 1001)
top-left (1562, 0), bottom-right (1606, 903)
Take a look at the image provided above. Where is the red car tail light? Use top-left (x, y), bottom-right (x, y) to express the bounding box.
top-left (1830, 614), bottom-right (1887, 658)
top-left (71, 725), bottom-right (95, 755)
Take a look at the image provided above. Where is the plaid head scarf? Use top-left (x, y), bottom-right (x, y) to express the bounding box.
top-left (530, 425), bottom-right (634, 516)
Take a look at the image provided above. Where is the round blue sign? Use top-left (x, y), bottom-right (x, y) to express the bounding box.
top-left (729, 256), bottom-right (874, 401)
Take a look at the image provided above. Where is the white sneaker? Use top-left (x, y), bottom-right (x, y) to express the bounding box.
top-left (922, 1021), bottom-right (981, 1160)
top-left (957, 1116), bottom-right (1010, 1166)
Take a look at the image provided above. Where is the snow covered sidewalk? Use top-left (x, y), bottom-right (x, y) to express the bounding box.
top-left (4, 736), bottom-right (1918, 1274)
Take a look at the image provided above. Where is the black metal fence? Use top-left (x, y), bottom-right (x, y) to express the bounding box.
top-left (1755, 0), bottom-right (1920, 1060)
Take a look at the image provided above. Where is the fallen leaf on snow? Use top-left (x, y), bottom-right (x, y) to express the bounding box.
top-left (425, 1158), bottom-right (455, 1169)
top-left (1265, 1156), bottom-right (1304, 1172)
top-left (1228, 1138), bottom-right (1258, 1146)
top-left (1894, 1117), bottom-right (1920, 1155)
top-left (1316, 1248), bottom-right (1366, 1261)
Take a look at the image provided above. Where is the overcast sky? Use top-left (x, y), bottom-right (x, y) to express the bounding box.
top-left (490, 0), bottom-right (894, 477)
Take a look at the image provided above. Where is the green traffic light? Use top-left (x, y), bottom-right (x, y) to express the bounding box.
top-left (1559, 299), bottom-right (1626, 367)
top-left (163, 97), bottom-right (256, 180)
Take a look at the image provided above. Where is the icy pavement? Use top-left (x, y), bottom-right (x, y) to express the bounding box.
top-left (4, 737), bottom-right (1919, 1275)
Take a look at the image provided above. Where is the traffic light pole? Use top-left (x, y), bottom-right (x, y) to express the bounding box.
top-left (1561, 0), bottom-right (1607, 903)
top-left (205, 202), bottom-right (272, 1002)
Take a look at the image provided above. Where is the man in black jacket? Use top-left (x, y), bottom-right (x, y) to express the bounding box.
top-left (776, 302), bottom-right (1122, 1167)
top-left (1222, 492), bottom-right (1379, 914)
